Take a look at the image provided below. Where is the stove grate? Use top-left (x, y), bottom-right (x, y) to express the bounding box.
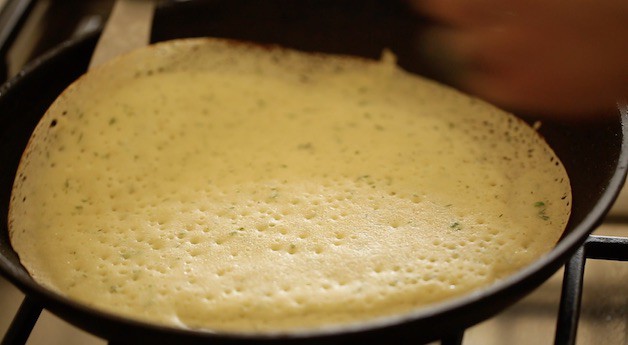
top-left (554, 235), bottom-right (628, 345)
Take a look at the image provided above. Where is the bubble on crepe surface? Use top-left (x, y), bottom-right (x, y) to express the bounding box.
top-left (9, 38), bottom-right (571, 332)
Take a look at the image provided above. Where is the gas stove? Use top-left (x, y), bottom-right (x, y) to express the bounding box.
top-left (0, 1), bottom-right (626, 344)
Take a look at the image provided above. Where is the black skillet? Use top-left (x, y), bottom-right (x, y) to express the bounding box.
top-left (0, 1), bottom-right (626, 344)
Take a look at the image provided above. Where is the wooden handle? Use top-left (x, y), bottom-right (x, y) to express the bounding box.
top-left (89, 0), bottom-right (154, 70)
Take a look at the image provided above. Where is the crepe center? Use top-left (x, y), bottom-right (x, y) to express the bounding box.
top-left (9, 40), bottom-right (571, 332)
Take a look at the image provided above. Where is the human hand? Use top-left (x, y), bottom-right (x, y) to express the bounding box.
top-left (407, 0), bottom-right (628, 119)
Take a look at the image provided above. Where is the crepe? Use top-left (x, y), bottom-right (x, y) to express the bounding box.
top-left (8, 39), bottom-right (571, 332)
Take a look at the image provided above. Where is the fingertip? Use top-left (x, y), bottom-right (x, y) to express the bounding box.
top-left (414, 27), bottom-right (475, 86)
top-left (461, 72), bottom-right (620, 121)
top-left (405, 0), bottom-right (498, 27)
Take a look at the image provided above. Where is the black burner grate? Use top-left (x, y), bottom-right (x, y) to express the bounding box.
top-left (554, 235), bottom-right (628, 345)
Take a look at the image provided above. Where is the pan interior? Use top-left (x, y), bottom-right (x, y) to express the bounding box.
top-left (8, 38), bottom-right (571, 332)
